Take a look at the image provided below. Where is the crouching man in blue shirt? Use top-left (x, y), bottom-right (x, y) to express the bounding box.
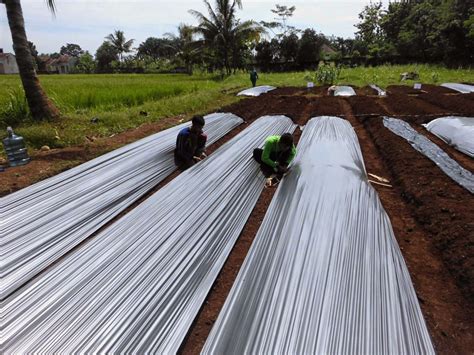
top-left (174, 115), bottom-right (207, 170)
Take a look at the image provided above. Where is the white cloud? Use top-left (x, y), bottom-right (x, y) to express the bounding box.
top-left (1, 0), bottom-right (388, 54)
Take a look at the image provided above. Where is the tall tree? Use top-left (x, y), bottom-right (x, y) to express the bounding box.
top-left (137, 37), bottom-right (177, 60)
top-left (296, 28), bottom-right (327, 68)
top-left (165, 24), bottom-right (200, 75)
top-left (105, 30), bottom-right (134, 62)
top-left (271, 4), bottom-right (296, 37)
top-left (60, 43), bottom-right (84, 57)
top-left (95, 41), bottom-right (119, 72)
top-left (75, 51), bottom-right (96, 74)
top-left (261, 4), bottom-right (297, 38)
top-left (190, 0), bottom-right (263, 74)
top-left (2, 0), bottom-right (60, 120)
top-left (279, 33), bottom-right (299, 62)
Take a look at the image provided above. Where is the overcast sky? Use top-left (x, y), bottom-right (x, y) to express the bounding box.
top-left (1, 0), bottom-right (389, 54)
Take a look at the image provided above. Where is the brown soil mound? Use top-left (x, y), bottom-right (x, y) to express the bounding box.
top-left (356, 85), bottom-right (379, 96)
top-left (387, 84), bottom-right (458, 95)
top-left (387, 85), bottom-right (423, 95)
top-left (418, 93), bottom-right (474, 115)
top-left (346, 96), bottom-right (390, 116)
top-left (221, 94), bottom-right (310, 125)
top-left (267, 86), bottom-right (304, 96)
top-left (306, 96), bottom-right (345, 117)
top-left (381, 94), bottom-right (450, 122)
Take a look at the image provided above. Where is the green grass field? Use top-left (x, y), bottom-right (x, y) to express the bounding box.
top-left (0, 65), bottom-right (472, 152)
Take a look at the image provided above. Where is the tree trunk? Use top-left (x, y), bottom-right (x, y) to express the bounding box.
top-left (4, 0), bottom-right (60, 120)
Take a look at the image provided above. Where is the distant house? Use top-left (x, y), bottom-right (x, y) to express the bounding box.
top-left (0, 50), bottom-right (20, 74)
top-left (320, 44), bottom-right (337, 60)
top-left (42, 55), bottom-right (78, 74)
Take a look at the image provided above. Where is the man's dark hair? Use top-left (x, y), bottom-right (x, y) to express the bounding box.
top-left (280, 133), bottom-right (294, 147)
top-left (192, 115), bottom-right (205, 127)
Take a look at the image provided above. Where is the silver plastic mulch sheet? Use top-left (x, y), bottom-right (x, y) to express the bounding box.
top-left (441, 83), bottom-right (474, 93)
top-left (384, 117), bottom-right (474, 193)
top-left (204, 116), bottom-right (434, 355)
top-left (423, 116), bottom-right (474, 158)
top-left (237, 85), bottom-right (276, 97)
top-left (1, 116), bottom-right (296, 354)
top-left (0, 113), bottom-right (243, 299)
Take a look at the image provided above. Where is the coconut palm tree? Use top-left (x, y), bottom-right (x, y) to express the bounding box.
top-left (105, 30), bottom-right (134, 62)
top-left (2, 0), bottom-right (60, 120)
top-left (165, 24), bottom-right (200, 75)
top-left (190, 0), bottom-right (263, 74)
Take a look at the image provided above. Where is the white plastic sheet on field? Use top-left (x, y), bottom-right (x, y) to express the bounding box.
top-left (0, 113), bottom-right (243, 299)
top-left (441, 83), bottom-right (474, 93)
top-left (237, 85), bottom-right (276, 96)
top-left (384, 117), bottom-right (474, 193)
top-left (334, 85), bottom-right (356, 96)
top-left (423, 116), bottom-right (474, 158)
top-left (0, 116), bottom-right (296, 354)
top-left (203, 116), bottom-right (434, 355)
top-left (370, 84), bottom-right (387, 96)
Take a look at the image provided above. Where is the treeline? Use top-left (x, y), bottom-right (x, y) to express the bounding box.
top-left (30, 0), bottom-right (474, 75)
top-left (350, 0), bottom-right (474, 66)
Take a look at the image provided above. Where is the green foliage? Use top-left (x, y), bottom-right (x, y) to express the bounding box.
top-left (0, 87), bottom-right (29, 127)
top-left (60, 43), bottom-right (84, 57)
top-left (105, 30), bottom-right (134, 62)
top-left (464, 14), bottom-right (474, 39)
top-left (17, 124), bottom-right (66, 149)
top-left (296, 29), bottom-right (327, 67)
top-left (75, 52), bottom-right (96, 74)
top-left (355, 0), bottom-right (474, 65)
top-left (190, 0), bottom-right (264, 74)
top-left (255, 39), bottom-right (279, 71)
top-left (306, 64), bottom-right (341, 85)
top-left (137, 37), bottom-right (177, 60)
top-left (279, 33), bottom-right (299, 62)
top-left (164, 24), bottom-right (201, 75)
top-left (355, 1), bottom-right (384, 51)
top-left (95, 42), bottom-right (119, 72)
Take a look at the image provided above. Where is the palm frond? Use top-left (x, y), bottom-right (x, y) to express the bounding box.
top-left (45, 0), bottom-right (56, 14)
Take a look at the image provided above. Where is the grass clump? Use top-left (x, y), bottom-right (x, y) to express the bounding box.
top-left (0, 87), bottom-right (29, 127)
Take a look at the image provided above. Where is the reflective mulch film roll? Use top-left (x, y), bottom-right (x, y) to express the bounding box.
top-left (334, 85), bottom-right (356, 96)
top-left (237, 85), bottom-right (276, 96)
top-left (423, 116), bottom-right (474, 158)
top-left (441, 83), bottom-right (474, 94)
top-left (203, 116), bottom-right (434, 355)
top-left (384, 117), bottom-right (474, 193)
top-left (370, 84), bottom-right (387, 96)
top-left (1, 116), bottom-right (296, 354)
top-left (0, 113), bottom-right (243, 299)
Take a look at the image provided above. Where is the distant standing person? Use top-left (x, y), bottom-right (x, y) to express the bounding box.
top-left (174, 115), bottom-right (207, 170)
top-left (250, 69), bottom-right (258, 87)
top-left (253, 133), bottom-right (297, 187)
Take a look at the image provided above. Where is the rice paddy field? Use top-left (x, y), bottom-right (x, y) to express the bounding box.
top-left (0, 65), bottom-right (472, 151)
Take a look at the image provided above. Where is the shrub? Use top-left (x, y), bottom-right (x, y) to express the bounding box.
top-left (305, 64), bottom-right (341, 85)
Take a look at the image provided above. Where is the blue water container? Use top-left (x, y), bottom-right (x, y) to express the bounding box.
top-left (2, 127), bottom-right (30, 167)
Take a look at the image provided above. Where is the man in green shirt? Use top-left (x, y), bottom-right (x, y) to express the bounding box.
top-left (253, 133), bottom-right (297, 186)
